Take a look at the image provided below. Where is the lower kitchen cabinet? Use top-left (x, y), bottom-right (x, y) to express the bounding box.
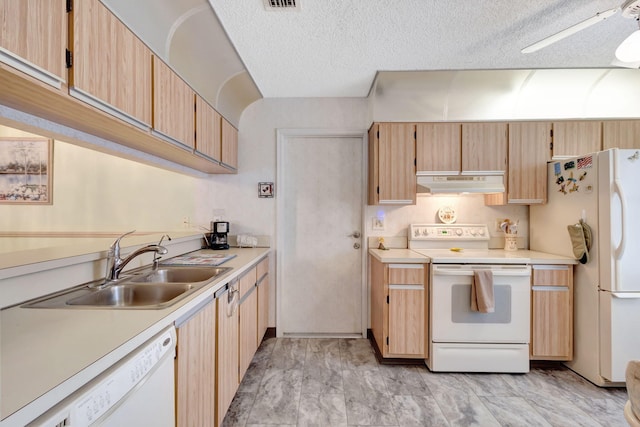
top-left (175, 297), bottom-right (216, 427)
top-left (239, 266), bottom-right (258, 380)
top-left (216, 281), bottom-right (240, 427)
top-left (530, 264), bottom-right (574, 360)
top-left (370, 255), bottom-right (427, 359)
top-left (256, 256), bottom-right (270, 344)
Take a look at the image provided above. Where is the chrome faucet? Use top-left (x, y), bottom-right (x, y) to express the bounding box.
top-left (153, 234), bottom-right (172, 269)
top-left (104, 230), bottom-right (168, 282)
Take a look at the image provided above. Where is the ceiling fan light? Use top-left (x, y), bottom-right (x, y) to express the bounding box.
top-left (615, 30), bottom-right (640, 62)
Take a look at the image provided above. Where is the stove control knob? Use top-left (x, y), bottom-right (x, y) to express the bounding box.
top-left (478, 228), bottom-right (486, 236)
top-left (455, 228), bottom-right (463, 236)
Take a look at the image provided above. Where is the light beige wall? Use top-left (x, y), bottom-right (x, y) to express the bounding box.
top-left (0, 125), bottom-right (200, 233)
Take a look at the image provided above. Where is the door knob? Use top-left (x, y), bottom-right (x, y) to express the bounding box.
top-left (353, 243), bottom-right (361, 249)
top-left (349, 231), bottom-right (361, 238)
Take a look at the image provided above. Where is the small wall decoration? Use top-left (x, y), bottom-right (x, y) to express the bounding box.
top-left (258, 182), bottom-right (274, 198)
top-left (0, 137), bottom-right (53, 204)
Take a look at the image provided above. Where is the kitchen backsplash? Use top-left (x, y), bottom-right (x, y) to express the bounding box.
top-left (365, 194), bottom-right (528, 249)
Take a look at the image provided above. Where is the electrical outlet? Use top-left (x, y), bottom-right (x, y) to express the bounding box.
top-left (182, 216), bottom-right (190, 228)
top-left (495, 218), bottom-right (504, 232)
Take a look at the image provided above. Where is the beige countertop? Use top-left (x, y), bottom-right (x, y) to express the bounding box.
top-left (0, 247), bottom-right (269, 426)
top-left (368, 248), bottom-right (577, 265)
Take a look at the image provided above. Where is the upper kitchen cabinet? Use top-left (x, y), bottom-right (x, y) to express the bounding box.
top-left (0, 0), bottom-right (67, 88)
top-left (221, 117), bottom-right (238, 170)
top-left (152, 56), bottom-right (195, 150)
top-left (195, 95), bottom-right (222, 162)
top-left (416, 123), bottom-right (461, 173)
top-left (461, 122), bottom-right (508, 174)
top-left (506, 122), bottom-right (552, 204)
top-left (368, 122), bottom-right (416, 205)
top-left (602, 120), bottom-right (640, 150)
top-left (551, 121), bottom-right (601, 158)
top-left (70, 0), bottom-right (152, 128)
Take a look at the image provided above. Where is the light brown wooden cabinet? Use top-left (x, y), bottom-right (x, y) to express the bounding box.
top-left (175, 299), bottom-right (216, 427)
top-left (530, 265), bottom-right (573, 361)
top-left (221, 117), bottom-right (238, 170)
top-left (71, 0), bottom-right (152, 127)
top-left (256, 256), bottom-right (270, 344)
top-left (216, 282), bottom-right (239, 427)
top-left (152, 56), bottom-right (195, 149)
top-left (506, 121), bottom-right (552, 204)
top-left (0, 0), bottom-right (67, 87)
top-left (239, 266), bottom-right (258, 380)
top-left (368, 123), bottom-right (416, 205)
top-left (461, 122), bottom-right (508, 173)
top-left (370, 256), bottom-right (427, 359)
top-left (552, 121), bottom-right (601, 158)
top-left (603, 120), bottom-right (640, 150)
top-left (196, 95), bottom-right (222, 161)
top-left (416, 122), bottom-right (461, 173)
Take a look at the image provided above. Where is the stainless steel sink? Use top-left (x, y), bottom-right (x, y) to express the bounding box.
top-left (66, 283), bottom-right (194, 307)
top-left (129, 266), bottom-right (231, 283)
top-left (22, 265), bottom-right (232, 309)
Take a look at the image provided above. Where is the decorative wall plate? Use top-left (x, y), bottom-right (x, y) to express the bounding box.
top-left (438, 206), bottom-right (457, 224)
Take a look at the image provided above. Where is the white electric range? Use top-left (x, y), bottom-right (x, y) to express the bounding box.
top-left (409, 224), bottom-right (531, 373)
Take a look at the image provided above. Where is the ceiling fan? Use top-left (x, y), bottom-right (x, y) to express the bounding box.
top-left (521, 0), bottom-right (640, 62)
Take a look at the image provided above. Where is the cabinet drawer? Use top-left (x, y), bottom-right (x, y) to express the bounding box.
top-left (239, 267), bottom-right (257, 297)
top-left (256, 256), bottom-right (269, 282)
top-left (389, 264), bottom-right (424, 285)
top-left (532, 265), bottom-right (571, 287)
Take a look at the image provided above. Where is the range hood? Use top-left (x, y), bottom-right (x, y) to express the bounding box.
top-left (417, 174), bottom-right (505, 194)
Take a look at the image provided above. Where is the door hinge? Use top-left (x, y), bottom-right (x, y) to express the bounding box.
top-left (386, 336), bottom-right (389, 346)
top-left (414, 131), bottom-right (417, 139)
top-left (66, 0), bottom-right (73, 12)
top-left (65, 49), bottom-right (73, 68)
top-left (386, 295), bottom-right (389, 304)
top-left (377, 130), bottom-right (379, 139)
top-left (550, 129), bottom-right (553, 138)
top-left (414, 158), bottom-right (417, 167)
top-left (549, 142), bottom-right (553, 151)
top-left (376, 186), bottom-right (379, 195)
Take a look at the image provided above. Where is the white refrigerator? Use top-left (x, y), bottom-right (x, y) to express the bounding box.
top-left (530, 148), bottom-right (640, 386)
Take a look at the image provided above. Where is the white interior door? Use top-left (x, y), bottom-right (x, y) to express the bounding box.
top-left (277, 130), bottom-right (365, 337)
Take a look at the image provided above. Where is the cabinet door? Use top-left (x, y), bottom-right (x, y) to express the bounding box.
top-left (370, 123), bottom-right (416, 205)
top-left (239, 267), bottom-right (258, 379)
top-left (217, 285), bottom-right (239, 426)
top-left (175, 300), bottom-right (216, 427)
top-left (552, 121), bottom-right (601, 158)
top-left (461, 122), bottom-right (508, 173)
top-left (387, 265), bottom-right (425, 358)
top-left (369, 255), bottom-right (386, 352)
top-left (416, 123), bottom-right (461, 173)
top-left (0, 0), bottom-right (67, 87)
top-left (195, 95), bottom-right (222, 161)
top-left (507, 122), bottom-right (552, 204)
top-left (221, 118), bottom-right (238, 170)
top-left (257, 257), bottom-right (270, 344)
top-left (153, 56), bottom-right (195, 149)
top-left (602, 120), bottom-right (640, 150)
top-left (72, 0), bottom-right (152, 127)
top-left (531, 265), bottom-right (573, 360)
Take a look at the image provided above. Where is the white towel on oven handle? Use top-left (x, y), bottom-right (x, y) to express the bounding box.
top-left (471, 269), bottom-right (495, 313)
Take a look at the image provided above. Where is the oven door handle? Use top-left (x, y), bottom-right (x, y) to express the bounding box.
top-left (432, 268), bottom-right (531, 277)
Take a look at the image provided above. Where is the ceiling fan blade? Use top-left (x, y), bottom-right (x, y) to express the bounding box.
top-left (521, 7), bottom-right (620, 53)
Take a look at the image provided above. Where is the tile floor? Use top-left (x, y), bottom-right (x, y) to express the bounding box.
top-left (222, 338), bottom-right (629, 427)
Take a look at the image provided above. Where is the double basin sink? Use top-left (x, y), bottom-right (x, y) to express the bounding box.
top-left (23, 266), bottom-right (232, 309)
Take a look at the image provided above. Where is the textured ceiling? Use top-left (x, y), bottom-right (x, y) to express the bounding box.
top-left (206, 0), bottom-right (640, 98)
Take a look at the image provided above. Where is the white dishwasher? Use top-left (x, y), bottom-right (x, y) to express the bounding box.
top-left (28, 326), bottom-right (176, 427)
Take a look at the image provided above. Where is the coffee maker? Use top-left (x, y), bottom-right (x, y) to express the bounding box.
top-left (209, 221), bottom-right (230, 250)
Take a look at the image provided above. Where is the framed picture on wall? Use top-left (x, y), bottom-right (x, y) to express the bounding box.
top-left (0, 137), bottom-right (53, 204)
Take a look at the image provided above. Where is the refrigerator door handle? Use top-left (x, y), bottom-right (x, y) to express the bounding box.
top-left (612, 178), bottom-right (626, 261)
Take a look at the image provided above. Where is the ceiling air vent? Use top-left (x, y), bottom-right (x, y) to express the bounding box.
top-left (263, 0), bottom-right (299, 11)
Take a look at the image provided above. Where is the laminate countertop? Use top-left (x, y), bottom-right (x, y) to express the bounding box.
top-left (369, 248), bottom-right (578, 265)
top-left (0, 247), bottom-right (269, 426)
